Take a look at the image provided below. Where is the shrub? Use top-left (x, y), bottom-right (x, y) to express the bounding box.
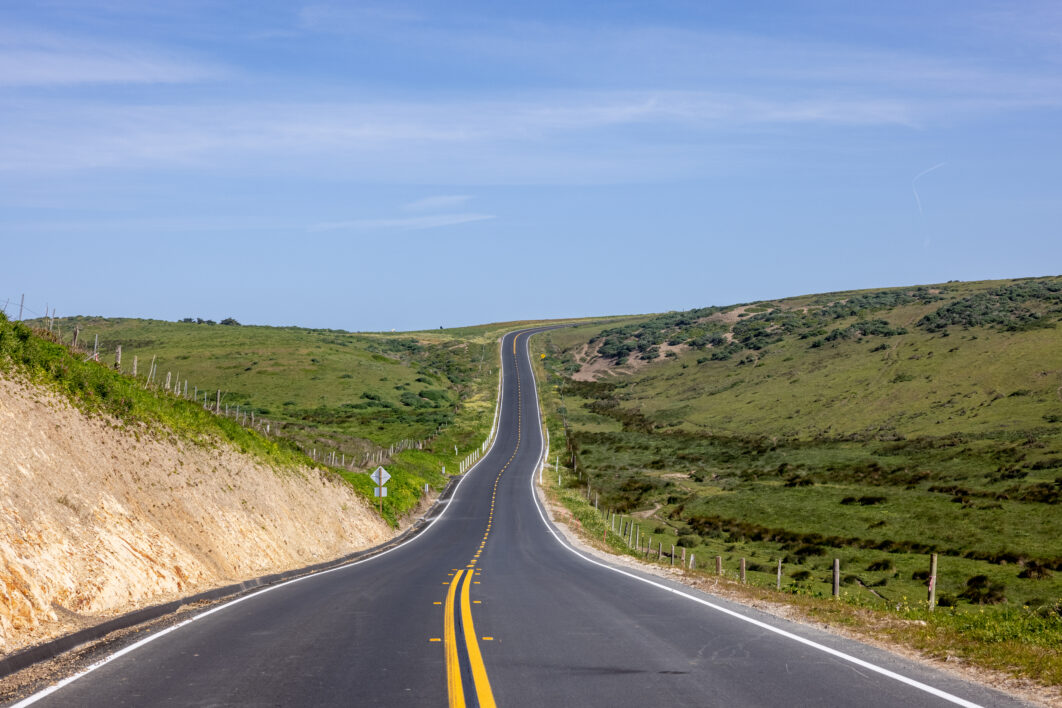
top-left (866, 559), bottom-right (894, 572)
top-left (1018, 561), bottom-right (1053, 580)
top-left (791, 570), bottom-right (813, 582)
top-left (677, 535), bottom-right (700, 548)
top-left (959, 575), bottom-right (1007, 605)
top-left (784, 476), bottom-right (814, 487)
top-left (936, 593), bottom-right (958, 607)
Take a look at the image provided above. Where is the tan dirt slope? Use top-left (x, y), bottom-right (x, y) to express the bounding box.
top-left (0, 374), bottom-right (392, 655)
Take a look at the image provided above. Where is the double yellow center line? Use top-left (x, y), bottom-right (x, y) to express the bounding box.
top-left (445, 568), bottom-right (494, 708)
top-left (442, 333), bottom-right (526, 707)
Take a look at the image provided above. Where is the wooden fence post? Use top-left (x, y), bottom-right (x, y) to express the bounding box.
top-left (114, 345), bottom-right (121, 371)
top-left (715, 555), bottom-right (722, 575)
top-left (928, 553), bottom-right (938, 611)
top-left (740, 558), bottom-right (747, 583)
top-left (777, 558), bottom-right (783, 590)
top-left (833, 558), bottom-right (840, 597)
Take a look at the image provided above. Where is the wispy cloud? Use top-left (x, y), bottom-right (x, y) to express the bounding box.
top-left (0, 28), bottom-right (223, 86)
top-left (310, 213), bottom-right (495, 232)
top-left (404, 195), bottom-right (472, 211)
top-left (0, 92), bottom-right (930, 173)
top-left (912, 162), bottom-right (946, 215)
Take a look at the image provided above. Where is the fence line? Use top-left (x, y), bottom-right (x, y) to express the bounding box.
top-left (7, 300), bottom-right (450, 475)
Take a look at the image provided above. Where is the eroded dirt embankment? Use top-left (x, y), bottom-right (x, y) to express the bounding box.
top-left (0, 375), bottom-right (392, 655)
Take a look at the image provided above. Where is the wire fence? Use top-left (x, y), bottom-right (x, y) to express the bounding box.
top-left (3, 293), bottom-right (446, 474)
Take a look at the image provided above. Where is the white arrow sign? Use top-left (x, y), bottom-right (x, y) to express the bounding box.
top-left (371, 466), bottom-right (391, 486)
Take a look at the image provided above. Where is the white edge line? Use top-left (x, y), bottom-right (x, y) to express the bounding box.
top-left (521, 333), bottom-right (983, 708)
top-left (11, 334), bottom-right (515, 708)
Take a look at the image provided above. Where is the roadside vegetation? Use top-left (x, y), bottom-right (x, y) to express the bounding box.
top-left (5, 313), bottom-right (510, 525)
top-left (531, 275), bottom-right (1062, 687)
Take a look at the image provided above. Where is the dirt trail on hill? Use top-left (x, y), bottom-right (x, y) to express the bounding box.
top-left (0, 375), bottom-right (392, 655)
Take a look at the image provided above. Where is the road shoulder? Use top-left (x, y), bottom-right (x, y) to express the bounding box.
top-left (534, 479), bottom-right (1054, 708)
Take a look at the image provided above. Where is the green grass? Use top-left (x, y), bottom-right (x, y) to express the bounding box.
top-left (7, 313), bottom-right (512, 525)
top-left (528, 277), bottom-right (1062, 687)
top-left (51, 317), bottom-right (487, 446)
top-left (0, 313), bottom-right (304, 468)
top-left (538, 402), bottom-right (1062, 687)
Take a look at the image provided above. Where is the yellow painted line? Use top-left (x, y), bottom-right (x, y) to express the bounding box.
top-left (445, 569), bottom-right (465, 708)
top-left (473, 600), bottom-right (482, 604)
top-left (460, 566), bottom-right (496, 708)
top-left (434, 601), bottom-right (442, 605)
top-left (482, 637), bottom-right (493, 641)
top-left (430, 637), bottom-right (442, 642)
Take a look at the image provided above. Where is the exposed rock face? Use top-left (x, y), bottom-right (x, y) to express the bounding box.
top-left (0, 375), bottom-right (391, 654)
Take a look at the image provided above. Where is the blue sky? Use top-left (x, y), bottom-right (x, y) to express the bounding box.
top-left (2, 1), bottom-right (1060, 331)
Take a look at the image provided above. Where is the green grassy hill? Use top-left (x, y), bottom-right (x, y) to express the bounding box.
top-left (534, 276), bottom-right (1062, 619)
top-left (8, 315), bottom-right (516, 525)
top-left (52, 317), bottom-right (495, 447)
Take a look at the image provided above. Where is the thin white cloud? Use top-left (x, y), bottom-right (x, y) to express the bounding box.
top-left (404, 195), bottom-right (472, 212)
top-left (0, 28), bottom-right (223, 86)
top-left (310, 213), bottom-right (495, 232)
top-left (912, 162), bottom-right (947, 215)
top-left (0, 93), bottom-right (932, 172)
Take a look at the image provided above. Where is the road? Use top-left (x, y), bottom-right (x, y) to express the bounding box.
top-left (14, 329), bottom-right (1025, 707)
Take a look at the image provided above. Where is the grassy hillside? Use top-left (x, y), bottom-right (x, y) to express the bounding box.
top-left (550, 277), bottom-right (1062, 439)
top-left (4, 314), bottom-right (507, 525)
top-left (52, 317), bottom-right (491, 447)
top-left (532, 275), bottom-right (1062, 683)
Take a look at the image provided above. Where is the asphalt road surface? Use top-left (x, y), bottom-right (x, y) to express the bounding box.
top-left (14, 329), bottom-right (1027, 707)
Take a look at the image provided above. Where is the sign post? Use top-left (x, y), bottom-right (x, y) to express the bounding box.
top-left (371, 466), bottom-right (391, 515)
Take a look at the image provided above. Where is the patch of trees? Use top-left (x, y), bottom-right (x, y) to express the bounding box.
top-left (817, 289), bottom-right (942, 320)
top-left (918, 279), bottom-right (1062, 332)
top-left (824, 319), bottom-right (907, 342)
top-left (590, 287), bottom-right (935, 364)
top-left (590, 306), bottom-right (725, 363)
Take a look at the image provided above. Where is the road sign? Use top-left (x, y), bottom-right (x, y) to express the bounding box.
top-left (371, 466), bottom-right (390, 513)
top-left (370, 467), bottom-right (391, 486)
